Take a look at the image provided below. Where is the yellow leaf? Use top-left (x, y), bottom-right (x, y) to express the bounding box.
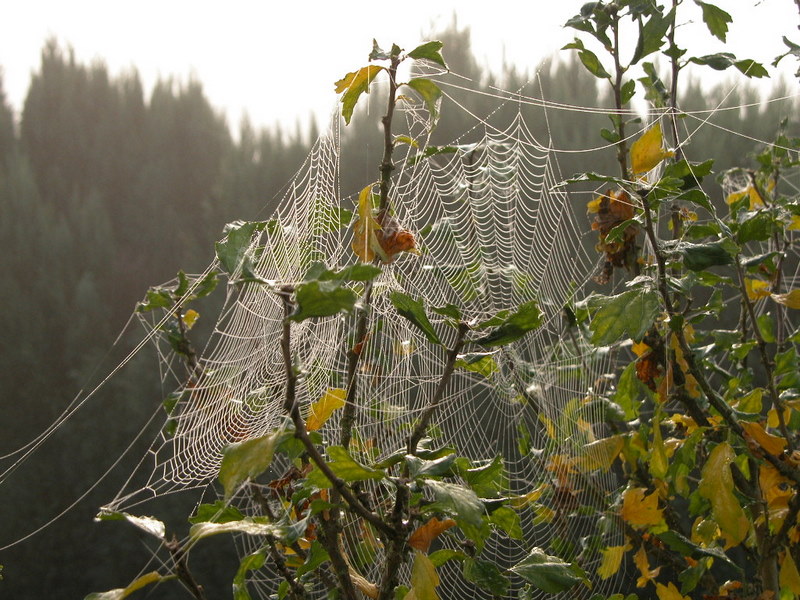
top-left (408, 517), bottom-right (456, 553)
top-left (698, 442), bottom-right (750, 548)
top-left (650, 412), bottom-right (669, 480)
top-left (587, 196), bottom-right (603, 214)
top-left (691, 517), bottom-right (720, 546)
top-left (597, 545), bottom-right (627, 580)
top-left (768, 407), bottom-right (793, 429)
top-left (726, 187), bottom-right (749, 206)
top-left (538, 413), bottom-right (556, 440)
top-left (634, 545), bottom-right (661, 587)
top-left (771, 289), bottom-right (800, 309)
top-left (788, 215), bottom-right (800, 231)
top-left (578, 435), bottom-right (624, 473)
top-left (741, 421), bottom-right (787, 456)
top-left (631, 123), bottom-right (674, 175)
top-left (621, 487), bottom-right (664, 529)
top-left (745, 278), bottom-right (771, 301)
top-left (306, 388), bottom-right (347, 431)
top-left (181, 309), bottom-right (200, 329)
top-left (781, 552), bottom-right (800, 595)
top-left (632, 341), bottom-right (651, 357)
top-left (655, 581), bottom-right (690, 600)
top-left (510, 483), bottom-right (550, 508)
top-left (351, 184), bottom-right (386, 263)
top-left (405, 550), bottom-right (440, 600)
top-left (760, 463), bottom-right (792, 516)
top-left (736, 388), bottom-right (763, 414)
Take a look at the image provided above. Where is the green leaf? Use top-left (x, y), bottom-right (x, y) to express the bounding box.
top-left (304, 262), bottom-right (381, 283)
top-left (454, 352), bottom-right (499, 378)
top-left (406, 453), bottom-right (457, 478)
top-left (589, 289), bottom-right (660, 345)
top-left (189, 518), bottom-right (281, 540)
top-left (655, 530), bottom-right (740, 570)
top-left (614, 363), bottom-right (646, 419)
top-left (638, 62), bottom-right (669, 107)
top-left (578, 47), bottom-right (611, 79)
top-left (335, 65), bottom-right (384, 125)
top-left (389, 291), bottom-right (441, 345)
top-left (84, 572), bottom-right (164, 600)
top-left (631, 8), bottom-right (673, 64)
top-left (474, 300), bottom-right (543, 347)
top-left (461, 456), bottom-right (508, 498)
top-left (463, 558), bottom-right (511, 596)
top-left (431, 303), bottom-right (462, 321)
top-left (369, 39), bottom-right (390, 61)
top-left (737, 212), bottom-right (774, 243)
top-left (734, 59), bottom-right (769, 78)
top-left (680, 241), bottom-right (733, 271)
top-left (219, 432), bottom-right (282, 499)
top-left (511, 548), bottom-right (583, 594)
top-left (406, 78), bottom-right (442, 124)
top-left (489, 505), bottom-right (523, 540)
top-left (620, 79), bottom-right (636, 105)
top-left (95, 511), bottom-right (166, 541)
top-left (189, 501), bottom-right (246, 524)
top-left (689, 52), bottom-right (736, 71)
top-left (425, 479), bottom-right (488, 545)
top-left (233, 550), bottom-right (266, 600)
top-left (694, 1), bottom-right (731, 42)
top-left (297, 540), bottom-right (330, 577)
top-left (215, 221), bottom-right (267, 275)
top-left (407, 41), bottom-right (447, 68)
top-left (429, 549), bottom-right (467, 567)
top-left (306, 446), bottom-right (385, 487)
top-left (289, 280), bottom-right (357, 322)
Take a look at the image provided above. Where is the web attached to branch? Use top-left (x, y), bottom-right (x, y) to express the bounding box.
top-left (105, 88), bottom-right (628, 598)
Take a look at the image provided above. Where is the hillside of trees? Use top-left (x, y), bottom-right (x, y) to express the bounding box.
top-left (0, 22), bottom-right (796, 598)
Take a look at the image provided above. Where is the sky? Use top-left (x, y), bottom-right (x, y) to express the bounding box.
top-left (1, 0), bottom-right (798, 133)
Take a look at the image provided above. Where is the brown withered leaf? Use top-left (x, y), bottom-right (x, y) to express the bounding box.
top-left (408, 517), bottom-right (456, 553)
top-left (588, 188), bottom-right (638, 283)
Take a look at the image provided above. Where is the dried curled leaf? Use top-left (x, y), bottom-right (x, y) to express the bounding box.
top-left (408, 517), bottom-right (457, 553)
top-left (351, 184), bottom-right (420, 263)
top-left (589, 188), bottom-right (638, 283)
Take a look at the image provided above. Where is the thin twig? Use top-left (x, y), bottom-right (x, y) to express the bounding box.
top-left (407, 322), bottom-right (471, 455)
top-left (165, 536), bottom-right (208, 600)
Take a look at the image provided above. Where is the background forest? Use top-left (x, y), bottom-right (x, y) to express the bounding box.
top-left (0, 23), bottom-right (796, 599)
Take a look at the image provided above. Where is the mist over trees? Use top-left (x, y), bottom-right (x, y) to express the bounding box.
top-left (0, 22), bottom-right (795, 599)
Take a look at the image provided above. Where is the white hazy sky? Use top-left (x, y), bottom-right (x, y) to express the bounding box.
top-left (2, 1), bottom-right (798, 132)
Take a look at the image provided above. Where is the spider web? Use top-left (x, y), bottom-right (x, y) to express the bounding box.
top-left (101, 78), bottom-right (629, 598)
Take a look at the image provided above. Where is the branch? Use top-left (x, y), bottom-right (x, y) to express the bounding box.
top-left (342, 53), bottom-right (400, 449)
top-left (379, 54), bottom-right (401, 212)
top-left (609, 9), bottom-right (630, 181)
top-left (340, 281), bottom-right (373, 449)
top-left (734, 259), bottom-right (793, 451)
top-left (277, 288), bottom-right (393, 538)
top-left (165, 536), bottom-right (208, 600)
top-left (407, 322), bottom-right (470, 455)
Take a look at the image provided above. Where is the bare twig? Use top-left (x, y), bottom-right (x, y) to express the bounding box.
top-left (407, 322), bottom-right (471, 455)
top-left (165, 536), bottom-right (208, 600)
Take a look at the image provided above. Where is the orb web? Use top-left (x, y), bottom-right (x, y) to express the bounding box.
top-left (105, 84), bottom-right (627, 598)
